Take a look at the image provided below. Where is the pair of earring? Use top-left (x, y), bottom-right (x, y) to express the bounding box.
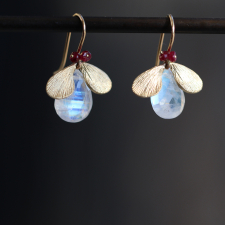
top-left (46, 14), bottom-right (203, 123)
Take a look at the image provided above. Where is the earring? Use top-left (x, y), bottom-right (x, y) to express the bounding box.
top-left (132, 14), bottom-right (203, 119)
top-left (46, 13), bottom-right (112, 123)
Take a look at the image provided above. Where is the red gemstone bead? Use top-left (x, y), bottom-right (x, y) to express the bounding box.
top-left (70, 52), bottom-right (80, 63)
top-left (80, 51), bottom-right (92, 62)
top-left (168, 51), bottom-right (177, 62)
top-left (159, 51), bottom-right (169, 61)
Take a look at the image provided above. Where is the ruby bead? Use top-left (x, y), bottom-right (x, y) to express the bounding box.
top-left (70, 52), bottom-right (80, 63)
top-left (159, 51), bottom-right (169, 61)
top-left (168, 51), bottom-right (177, 62)
top-left (80, 51), bottom-right (92, 62)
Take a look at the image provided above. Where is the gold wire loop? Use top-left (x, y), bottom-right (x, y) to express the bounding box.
top-left (155, 14), bottom-right (175, 66)
top-left (53, 13), bottom-right (86, 74)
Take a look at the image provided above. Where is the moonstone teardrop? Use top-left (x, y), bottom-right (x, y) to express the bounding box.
top-left (54, 70), bottom-right (93, 123)
top-left (150, 69), bottom-right (185, 119)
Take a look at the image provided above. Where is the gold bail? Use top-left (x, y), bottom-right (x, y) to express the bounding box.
top-left (53, 13), bottom-right (86, 75)
top-left (155, 14), bottom-right (175, 66)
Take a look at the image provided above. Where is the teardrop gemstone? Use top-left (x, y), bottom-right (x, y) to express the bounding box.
top-left (150, 69), bottom-right (185, 119)
top-left (54, 69), bottom-right (93, 123)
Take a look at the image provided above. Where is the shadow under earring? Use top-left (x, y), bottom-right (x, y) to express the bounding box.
top-left (46, 13), bottom-right (112, 123)
top-left (132, 14), bottom-right (203, 119)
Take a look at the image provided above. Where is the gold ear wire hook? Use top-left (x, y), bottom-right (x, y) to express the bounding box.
top-left (155, 14), bottom-right (175, 66)
top-left (53, 13), bottom-right (86, 75)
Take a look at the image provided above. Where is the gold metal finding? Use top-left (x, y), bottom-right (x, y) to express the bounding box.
top-left (132, 14), bottom-right (203, 98)
top-left (132, 66), bottom-right (164, 97)
top-left (170, 63), bottom-right (203, 93)
top-left (46, 13), bottom-right (112, 99)
top-left (80, 63), bottom-right (112, 94)
top-left (155, 14), bottom-right (175, 66)
top-left (46, 62), bottom-right (112, 99)
top-left (155, 34), bottom-right (165, 67)
top-left (53, 13), bottom-right (86, 75)
top-left (46, 64), bottom-right (76, 99)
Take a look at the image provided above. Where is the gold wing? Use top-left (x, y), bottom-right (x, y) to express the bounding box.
top-left (79, 63), bottom-right (112, 94)
top-left (46, 64), bottom-right (76, 99)
top-left (170, 63), bottom-right (203, 94)
top-left (132, 65), bottom-right (164, 98)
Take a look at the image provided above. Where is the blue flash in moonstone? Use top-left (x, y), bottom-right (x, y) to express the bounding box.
top-left (54, 70), bottom-right (93, 123)
top-left (150, 69), bottom-right (185, 119)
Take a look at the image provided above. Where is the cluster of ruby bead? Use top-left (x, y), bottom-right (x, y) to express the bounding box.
top-left (159, 51), bottom-right (177, 62)
top-left (70, 51), bottom-right (92, 63)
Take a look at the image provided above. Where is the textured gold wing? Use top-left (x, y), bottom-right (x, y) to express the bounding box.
top-left (132, 65), bottom-right (164, 98)
top-left (46, 64), bottom-right (76, 99)
top-left (79, 63), bottom-right (112, 94)
top-left (170, 63), bottom-right (203, 94)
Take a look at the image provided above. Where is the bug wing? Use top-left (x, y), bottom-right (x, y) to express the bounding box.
top-left (170, 63), bottom-right (203, 94)
top-left (132, 65), bottom-right (164, 97)
top-left (46, 64), bottom-right (76, 99)
top-left (79, 63), bottom-right (112, 94)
